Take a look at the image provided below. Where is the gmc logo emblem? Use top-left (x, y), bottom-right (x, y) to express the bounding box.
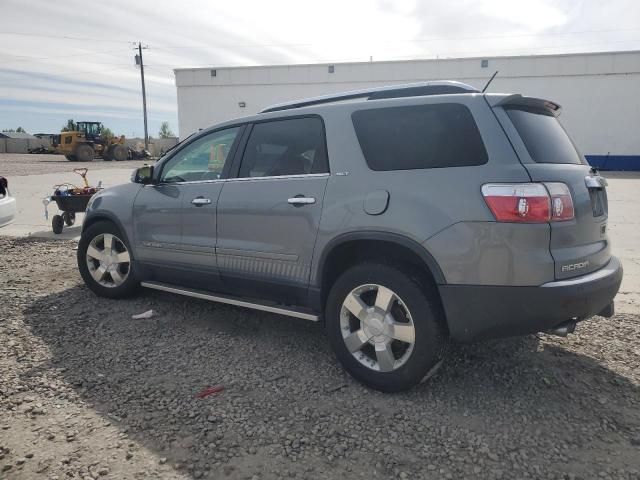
top-left (562, 261), bottom-right (589, 272)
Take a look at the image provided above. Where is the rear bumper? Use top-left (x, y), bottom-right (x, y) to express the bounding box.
top-left (439, 256), bottom-right (623, 343)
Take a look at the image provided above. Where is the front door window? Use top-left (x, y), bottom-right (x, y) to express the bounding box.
top-left (161, 127), bottom-right (241, 183)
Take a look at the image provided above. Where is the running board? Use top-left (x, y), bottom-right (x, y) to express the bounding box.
top-left (140, 281), bottom-right (319, 321)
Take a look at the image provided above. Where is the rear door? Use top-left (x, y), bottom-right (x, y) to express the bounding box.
top-left (215, 116), bottom-right (329, 304)
top-left (493, 97), bottom-right (610, 280)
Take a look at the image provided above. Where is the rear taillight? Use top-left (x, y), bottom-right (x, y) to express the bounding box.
top-left (482, 183), bottom-right (574, 223)
top-left (545, 182), bottom-right (574, 221)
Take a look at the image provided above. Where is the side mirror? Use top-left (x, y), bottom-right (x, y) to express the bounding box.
top-left (131, 165), bottom-right (155, 185)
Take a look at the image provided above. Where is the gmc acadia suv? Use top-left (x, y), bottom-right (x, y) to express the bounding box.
top-left (77, 81), bottom-right (623, 392)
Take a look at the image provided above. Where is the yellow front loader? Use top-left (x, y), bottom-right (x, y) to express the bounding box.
top-left (54, 122), bottom-right (128, 162)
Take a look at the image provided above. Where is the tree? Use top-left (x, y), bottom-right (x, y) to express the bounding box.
top-left (61, 119), bottom-right (76, 132)
top-left (158, 121), bottom-right (175, 138)
top-left (101, 126), bottom-right (114, 139)
top-left (2, 129), bottom-right (15, 133)
top-left (16, 127), bottom-right (26, 133)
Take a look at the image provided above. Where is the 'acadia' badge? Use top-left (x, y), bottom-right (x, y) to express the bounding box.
top-left (562, 261), bottom-right (589, 272)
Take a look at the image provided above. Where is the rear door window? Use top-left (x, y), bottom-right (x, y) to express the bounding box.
top-left (351, 103), bottom-right (488, 171)
top-left (239, 117), bottom-right (328, 178)
top-left (505, 107), bottom-right (584, 164)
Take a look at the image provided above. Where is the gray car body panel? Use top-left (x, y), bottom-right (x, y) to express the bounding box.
top-left (308, 93), bottom-right (541, 288)
top-left (84, 182), bottom-right (141, 249)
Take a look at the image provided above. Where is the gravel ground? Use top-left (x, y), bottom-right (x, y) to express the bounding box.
top-left (0, 153), bottom-right (149, 177)
top-left (1, 237), bottom-right (639, 480)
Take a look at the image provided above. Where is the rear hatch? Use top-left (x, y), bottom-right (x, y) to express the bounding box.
top-left (491, 95), bottom-right (610, 280)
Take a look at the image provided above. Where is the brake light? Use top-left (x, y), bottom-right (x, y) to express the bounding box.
top-left (545, 182), bottom-right (574, 221)
top-left (481, 183), bottom-right (574, 223)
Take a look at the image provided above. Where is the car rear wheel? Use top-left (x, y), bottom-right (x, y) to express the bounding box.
top-left (326, 262), bottom-right (447, 392)
top-left (77, 221), bottom-right (139, 298)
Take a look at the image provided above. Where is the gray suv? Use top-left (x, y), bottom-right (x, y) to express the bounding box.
top-left (77, 81), bottom-right (623, 392)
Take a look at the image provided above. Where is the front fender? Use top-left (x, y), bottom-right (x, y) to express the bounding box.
top-left (83, 183), bottom-right (142, 250)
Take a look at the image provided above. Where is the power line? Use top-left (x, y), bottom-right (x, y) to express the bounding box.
top-left (0, 48), bottom-right (133, 65)
top-left (0, 31), bottom-right (132, 44)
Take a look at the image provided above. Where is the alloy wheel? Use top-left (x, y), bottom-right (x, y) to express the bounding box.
top-left (339, 284), bottom-right (416, 372)
top-left (85, 233), bottom-right (130, 288)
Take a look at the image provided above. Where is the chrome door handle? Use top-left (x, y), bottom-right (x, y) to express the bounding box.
top-left (287, 196), bottom-right (316, 206)
top-left (191, 197), bottom-right (212, 206)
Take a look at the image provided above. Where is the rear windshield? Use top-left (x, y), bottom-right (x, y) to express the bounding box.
top-left (506, 107), bottom-right (583, 164)
top-left (352, 103), bottom-right (488, 171)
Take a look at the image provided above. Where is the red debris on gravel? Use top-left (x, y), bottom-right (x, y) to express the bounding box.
top-left (195, 385), bottom-right (224, 398)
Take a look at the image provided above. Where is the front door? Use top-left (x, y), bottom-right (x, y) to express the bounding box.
top-left (133, 126), bottom-right (243, 288)
top-left (216, 116), bottom-right (329, 304)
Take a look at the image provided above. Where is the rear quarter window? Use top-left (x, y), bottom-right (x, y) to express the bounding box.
top-left (506, 107), bottom-right (584, 164)
top-left (351, 103), bottom-right (488, 171)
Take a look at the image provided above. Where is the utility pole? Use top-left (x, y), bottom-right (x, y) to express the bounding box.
top-left (135, 42), bottom-right (149, 150)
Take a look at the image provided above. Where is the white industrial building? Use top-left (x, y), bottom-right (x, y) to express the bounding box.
top-left (174, 50), bottom-right (640, 170)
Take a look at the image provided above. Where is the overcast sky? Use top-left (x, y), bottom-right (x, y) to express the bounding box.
top-left (1, 0), bottom-right (639, 137)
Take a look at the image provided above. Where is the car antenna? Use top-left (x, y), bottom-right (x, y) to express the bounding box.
top-left (482, 70), bottom-right (499, 93)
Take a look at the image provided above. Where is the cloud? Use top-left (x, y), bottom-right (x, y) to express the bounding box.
top-left (1, 0), bottom-right (639, 135)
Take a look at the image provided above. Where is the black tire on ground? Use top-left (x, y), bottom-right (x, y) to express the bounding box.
top-left (62, 211), bottom-right (75, 226)
top-left (65, 154), bottom-right (77, 161)
top-left (112, 144), bottom-right (128, 161)
top-left (325, 262), bottom-right (447, 393)
top-left (102, 146), bottom-right (113, 161)
top-left (75, 144), bottom-right (94, 162)
top-left (77, 220), bottom-right (139, 299)
top-left (52, 215), bottom-right (64, 234)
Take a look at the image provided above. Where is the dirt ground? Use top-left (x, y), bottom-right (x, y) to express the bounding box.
top-left (1, 237), bottom-right (639, 480)
top-left (0, 154), bottom-right (148, 177)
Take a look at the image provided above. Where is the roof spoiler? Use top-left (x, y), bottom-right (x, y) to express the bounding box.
top-left (489, 94), bottom-right (562, 116)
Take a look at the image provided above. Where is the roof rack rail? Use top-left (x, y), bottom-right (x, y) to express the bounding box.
top-left (260, 81), bottom-right (479, 114)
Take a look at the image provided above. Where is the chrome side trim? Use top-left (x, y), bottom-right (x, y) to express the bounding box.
top-left (149, 173), bottom-right (330, 187)
top-left (148, 179), bottom-right (225, 187)
top-left (141, 281), bottom-right (319, 321)
top-left (226, 173), bottom-right (330, 183)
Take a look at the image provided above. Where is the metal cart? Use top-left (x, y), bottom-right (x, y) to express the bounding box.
top-left (45, 168), bottom-right (101, 234)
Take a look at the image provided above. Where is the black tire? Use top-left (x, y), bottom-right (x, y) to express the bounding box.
top-left (112, 144), bottom-right (128, 161)
top-left (75, 144), bottom-right (94, 162)
top-left (326, 262), bottom-right (447, 392)
top-left (65, 154), bottom-right (77, 161)
top-left (102, 147), bottom-right (113, 161)
top-left (62, 211), bottom-right (75, 226)
top-left (77, 220), bottom-right (139, 299)
top-left (52, 215), bottom-right (64, 234)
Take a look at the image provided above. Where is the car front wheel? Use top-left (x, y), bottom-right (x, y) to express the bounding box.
top-left (77, 221), bottom-right (139, 299)
top-left (326, 262), bottom-right (447, 392)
